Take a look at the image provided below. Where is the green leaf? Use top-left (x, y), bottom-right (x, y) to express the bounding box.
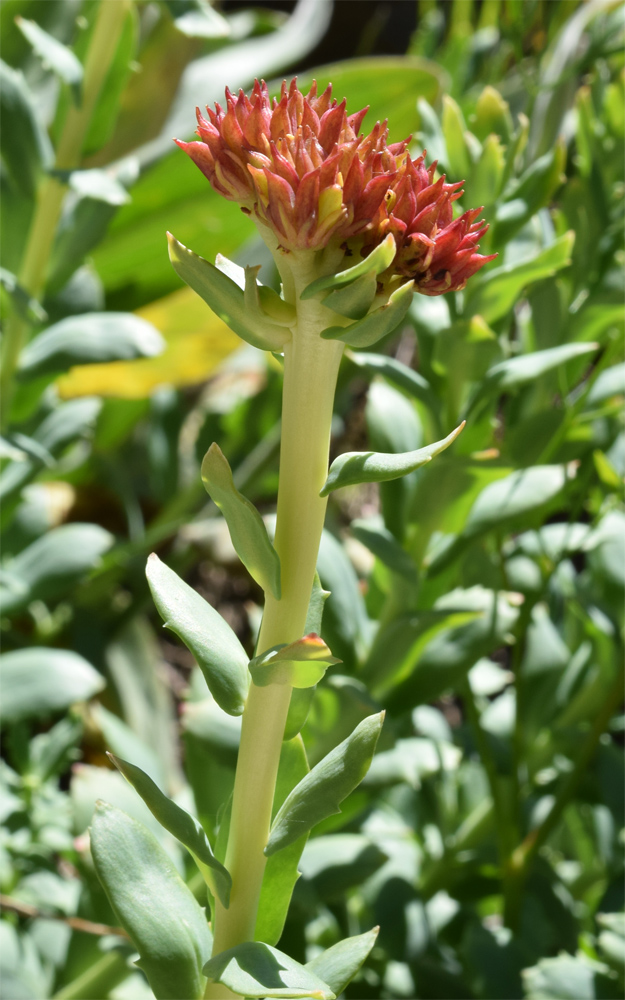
top-left (305, 572), bottom-right (330, 635)
top-left (283, 577), bottom-right (330, 741)
top-left (0, 399), bottom-right (101, 511)
top-left (322, 271), bottom-right (378, 320)
top-left (305, 928), bottom-right (379, 996)
top-left (0, 58), bottom-right (52, 197)
top-left (250, 634), bottom-right (341, 689)
top-left (203, 941), bottom-right (335, 999)
top-left (351, 516), bottom-right (417, 581)
top-left (167, 233), bottom-right (289, 352)
top-left (201, 443), bottom-right (281, 599)
top-left (427, 464), bottom-right (571, 574)
top-left (0, 648), bottom-right (104, 722)
top-left (494, 141), bottom-right (566, 245)
top-left (474, 342), bottom-right (598, 400)
top-left (380, 589), bottom-right (519, 708)
top-left (256, 736), bottom-right (310, 945)
top-left (301, 235), bottom-right (396, 300)
top-left (91, 803), bottom-right (212, 1000)
top-left (15, 17), bottom-right (83, 103)
top-left (321, 422), bottom-right (464, 495)
top-left (0, 267), bottom-right (46, 322)
top-left (108, 754), bottom-right (231, 908)
top-left (146, 554), bottom-right (249, 716)
top-left (586, 362), bottom-right (625, 406)
top-left (465, 232), bottom-right (575, 324)
top-left (0, 523), bottom-right (113, 614)
top-left (321, 280), bottom-right (414, 349)
top-left (18, 313), bottom-right (165, 379)
top-left (522, 953), bottom-right (620, 1000)
top-left (346, 349), bottom-right (440, 415)
top-left (265, 713), bottom-right (384, 856)
top-left (441, 95), bottom-right (470, 178)
top-left (174, 1), bottom-right (230, 38)
top-left (65, 168), bottom-right (131, 205)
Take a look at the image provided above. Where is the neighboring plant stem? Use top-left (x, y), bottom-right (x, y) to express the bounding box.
top-left (0, 0), bottom-right (130, 427)
top-left (504, 657), bottom-right (625, 931)
top-left (206, 260), bottom-right (344, 994)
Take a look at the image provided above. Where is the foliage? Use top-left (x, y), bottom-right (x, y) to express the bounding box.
top-left (1, 1), bottom-right (623, 998)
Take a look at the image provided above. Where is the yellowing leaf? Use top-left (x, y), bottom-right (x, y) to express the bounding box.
top-left (56, 285), bottom-right (241, 399)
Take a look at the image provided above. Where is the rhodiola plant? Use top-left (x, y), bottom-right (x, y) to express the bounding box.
top-left (90, 78), bottom-right (494, 1000)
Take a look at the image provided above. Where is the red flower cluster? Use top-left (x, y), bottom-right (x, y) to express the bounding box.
top-left (176, 79), bottom-right (495, 295)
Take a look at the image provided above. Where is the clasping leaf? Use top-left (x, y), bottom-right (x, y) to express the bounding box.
top-left (203, 941), bottom-right (335, 999)
top-left (300, 234), bottom-right (396, 299)
top-left (91, 802), bottom-right (212, 1000)
top-left (321, 422), bottom-right (465, 495)
top-left (201, 443), bottom-right (281, 599)
top-left (250, 634), bottom-right (341, 689)
top-left (146, 554), bottom-right (249, 716)
top-left (266, 713), bottom-right (384, 856)
top-left (320, 280), bottom-right (414, 349)
top-left (108, 754), bottom-right (232, 908)
top-left (167, 233), bottom-right (290, 352)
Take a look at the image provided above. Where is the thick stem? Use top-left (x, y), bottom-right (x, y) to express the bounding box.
top-left (206, 261), bottom-right (343, 993)
top-left (0, 0), bottom-right (130, 427)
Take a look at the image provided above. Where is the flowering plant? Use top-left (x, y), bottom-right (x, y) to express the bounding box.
top-left (90, 79), bottom-right (494, 999)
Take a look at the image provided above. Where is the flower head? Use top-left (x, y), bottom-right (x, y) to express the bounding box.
top-left (176, 79), bottom-right (495, 294)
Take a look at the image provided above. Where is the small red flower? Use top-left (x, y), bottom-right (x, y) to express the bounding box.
top-left (176, 79), bottom-right (495, 294)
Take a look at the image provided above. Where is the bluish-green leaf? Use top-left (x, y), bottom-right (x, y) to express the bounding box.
top-left (250, 634), bottom-right (340, 689)
top-left (320, 280), bottom-right (414, 349)
top-left (321, 422), bottom-right (464, 495)
top-left (0, 59), bottom-right (52, 197)
top-left (16, 17), bottom-right (83, 103)
top-left (203, 941), bottom-right (335, 999)
top-left (322, 271), bottom-right (378, 320)
top-left (91, 802), bottom-right (212, 1000)
top-left (283, 576), bottom-right (330, 741)
top-left (256, 736), bottom-right (310, 945)
top-left (305, 928), bottom-right (379, 996)
top-left (167, 233), bottom-right (289, 352)
top-left (351, 516), bottom-right (417, 581)
top-left (0, 523), bottom-right (113, 614)
top-left (471, 342), bottom-right (598, 408)
top-left (201, 443), bottom-right (281, 599)
top-left (427, 465), bottom-right (571, 574)
top-left (301, 234), bottom-right (396, 300)
top-left (174, 1), bottom-right (230, 38)
top-left (346, 349), bottom-right (440, 415)
top-left (465, 232), bottom-right (574, 324)
top-left (146, 554), bottom-right (249, 716)
top-left (109, 754), bottom-right (231, 908)
top-left (522, 953), bottom-right (620, 1000)
top-left (0, 648), bottom-right (104, 722)
top-left (18, 313), bottom-right (165, 379)
top-left (266, 713), bottom-right (384, 856)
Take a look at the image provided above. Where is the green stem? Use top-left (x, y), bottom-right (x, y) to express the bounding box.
top-left (504, 658), bottom-right (625, 930)
top-left (206, 258), bottom-right (344, 995)
top-left (0, 0), bottom-right (130, 428)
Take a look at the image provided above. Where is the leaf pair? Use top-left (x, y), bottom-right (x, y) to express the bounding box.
top-left (203, 928), bottom-right (378, 999)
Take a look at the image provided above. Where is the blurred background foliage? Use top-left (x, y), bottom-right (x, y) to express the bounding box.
top-left (0, 1), bottom-right (624, 998)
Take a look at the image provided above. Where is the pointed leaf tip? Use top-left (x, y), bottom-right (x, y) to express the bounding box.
top-left (201, 444), bottom-right (281, 598)
top-left (321, 422), bottom-right (465, 495)
top-left (146, 553), bottom-right (249, 715)
top-left (167, 232), bottom-right (289, 352)
top-left (266, 712), bottom-right (384, 855)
